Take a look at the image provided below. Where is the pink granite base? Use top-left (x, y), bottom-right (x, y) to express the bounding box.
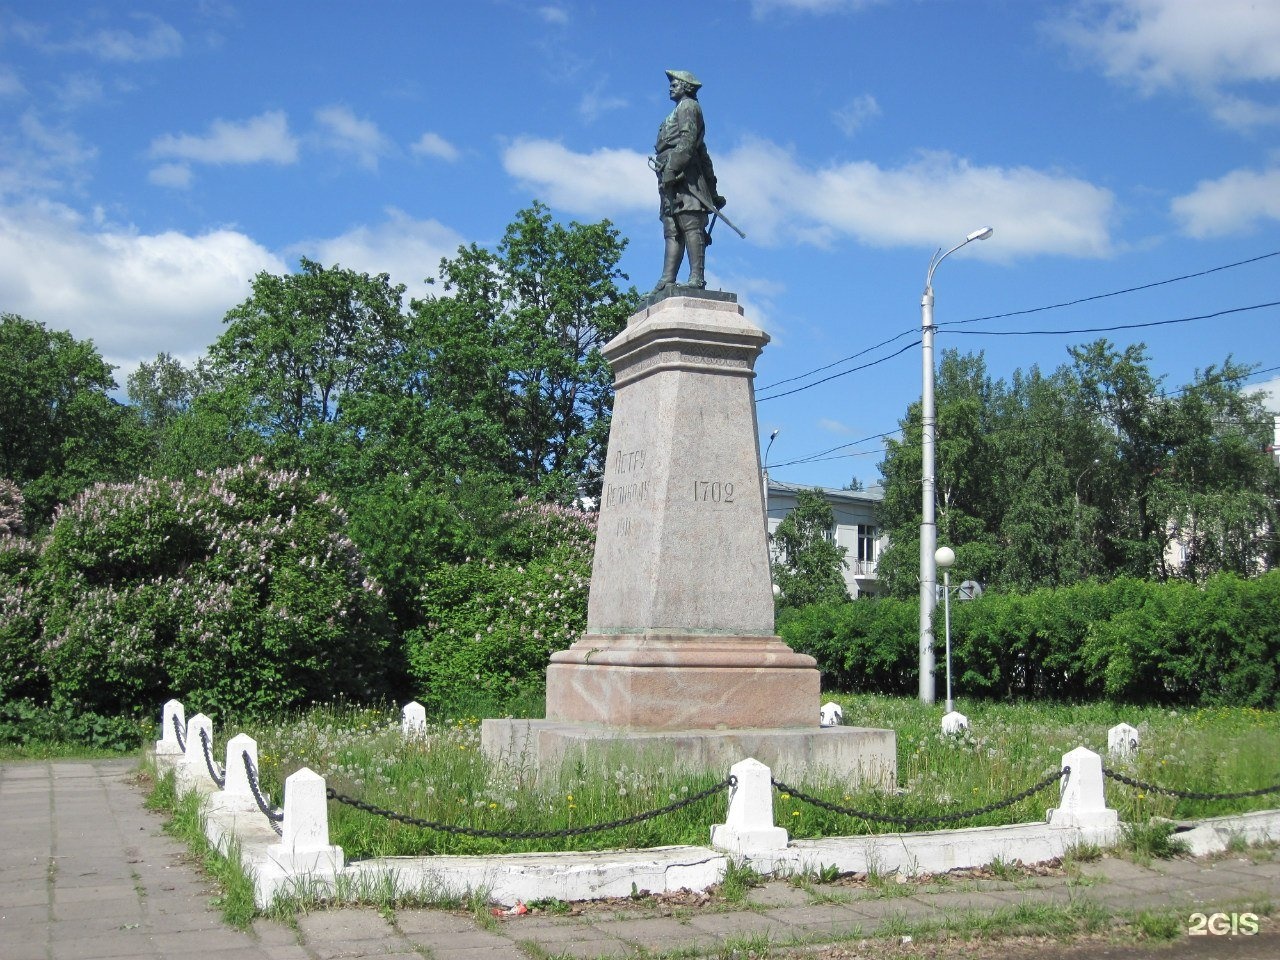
top-left (546, 633), bottom-right (821, 730)
top-left (480, 719), bottom-right (897, 789)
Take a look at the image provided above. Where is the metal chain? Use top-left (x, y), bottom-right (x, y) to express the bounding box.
top-left (1102, 767), bottom-right (1280, 801)
top-left (199, 727), bottom-right (226, 789)
top-left (171, 713), bottom-right (186, 752)
top-left (242, 750), bottom-right (284, 836)
top-left (770, 767), bottom-right (1069, 829)
top-left (325, 774), bottom-right (736, 841)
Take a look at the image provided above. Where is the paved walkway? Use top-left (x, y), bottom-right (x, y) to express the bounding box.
top-left (3, 758), bottom-right (1279, 960)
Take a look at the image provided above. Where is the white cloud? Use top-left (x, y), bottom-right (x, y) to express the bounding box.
top-left (1170, 164), bottom-right (1280, 237)
top-left (1248, 376), bottom-right (1280, 413)
top-left (289, 209), bottom-right (465, 302)
top-left (724, 141), bottom-right (1115, 258)
top-left (54, 73), bottom-right (106, 110)
top-left (750, 0), bottom-right (883, 15)
top-left (0, 67), bottom-right (24, 98)
top-left (1051, 0), bottom-right (1280, 128)
top-left (314, 104), bottom-right (391, 171)
top-left (0, 111), bottom-right (97, 198)
top-left (411, 131), bottom-right (459, 162)
top-left (71, 16), bottom-right (183, 62)
top-left (14, 14), bottom-right (184, 62)
top-left (819, 418), bottom-right (853, 434)
top-left (504, 136), bottom-right (1114, 259)
top-left (502, 138), bottom-right (653, 217)
top-left (149, 110), bottom-right (298, 165)
top-left (148, 162), bottom-right (193, 189)
top-left (0, 201), bottom-right (283, 371)
top-left (538, 5), bottom-right (570, 24)
top-left (579, 88), bottom-right (628, 123)
top-left (832, 94), bottom-right (881, 137)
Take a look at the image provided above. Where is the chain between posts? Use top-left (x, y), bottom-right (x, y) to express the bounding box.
top-left (325, 774), bottom-right (736, 841)
top-left (1102, 767), bottom-right (1280, 801)
top-left (199, 727), bottom-right (226, 789)
top-left (242, 751), bottom-right (284, 836)
top-left (171, 713), bottom-right (186, 752)
top-left (770, 767), bottom-right (1070, 829)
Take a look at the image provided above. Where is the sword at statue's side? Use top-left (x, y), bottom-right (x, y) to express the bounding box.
top-left (687, 182), bottom-right (746, 240)
top-left (648, 155), bottom-right (747, 240)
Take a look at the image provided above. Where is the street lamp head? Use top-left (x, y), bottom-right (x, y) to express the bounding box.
top-left (935, 545), bottom-right (955, 568)
top-left (770, 428), bottom-right (781, 441)
top-left (967, 226), bottom-right (994, 242)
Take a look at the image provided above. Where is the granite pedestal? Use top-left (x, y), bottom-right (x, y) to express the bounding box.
top-left (481, 293), bottom-right (896, 787)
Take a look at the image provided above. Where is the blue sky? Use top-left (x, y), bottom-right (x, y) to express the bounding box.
top-left (3, 0), bottom-right (1279, 489)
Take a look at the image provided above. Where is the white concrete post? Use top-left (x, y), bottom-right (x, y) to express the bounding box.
top-left (280, 767), bottom-right (332, 851)
top-left (710, 758), bottom-right (789, 854)
top-left (223, 733), bottom-right (258, 800)
top-left (941, 711), bottom-right (969, 735)
top-left (1108, 723), bottom-right (1140, 760)
top-left (155, 699), bottom-right (185, 767)
top-left (259, 767), bottom-right (345, 908)
top-left (401, 700), bottom-right (427, 736)
top-left (177, 712), bottom-right (214, 794)
top-left (1047, 746), bottom-right (1118, 831)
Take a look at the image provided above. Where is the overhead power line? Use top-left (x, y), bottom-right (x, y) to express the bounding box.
top-left (755, 339), bottom-right (919, 403)
top-left (756, 248), bottom-right (1280, 403)
top-left (942, 249), bottom-right (1280, 328)
top-left (946, 301), bottom-right (1280, 338)
top-left (755, 329), bottom-right (916, 393)
top-left (767, 361), bottom-right (1280, 474)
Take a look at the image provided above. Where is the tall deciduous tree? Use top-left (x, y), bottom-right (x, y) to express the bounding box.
top-left (209, 258), bottom-right (408, 463)
top-left (409, 202), bottom-right (639, 500)
top-left (0, 314), bottom-right (143, 525)
top-left (774, 489), bottom-right (850, 609)
top-left (876, 339), bottom-right (1279, 597)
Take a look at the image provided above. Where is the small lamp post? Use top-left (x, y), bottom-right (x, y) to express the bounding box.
top-left (935, 545), bottom-right (956, 713)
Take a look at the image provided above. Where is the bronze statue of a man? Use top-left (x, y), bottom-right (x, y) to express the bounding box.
top-left (651, 69), bottom-right (726, 292)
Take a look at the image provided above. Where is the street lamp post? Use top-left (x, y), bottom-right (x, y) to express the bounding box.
top-left (763, 428), bottom-right (780, 533)
top-left (919, 226), bottom-right (992, 704)
top-left (763, 429), bottom-right (781, 581)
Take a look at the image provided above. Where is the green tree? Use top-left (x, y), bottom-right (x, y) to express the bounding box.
top-left (0, 314), bottom-right (144, 526)
top-left (876, 339), bottom-right (1278, 596)
top-left (773, 489), bottom-right (850, 609)
top-left (209, 258), bottom-right (408, 466)
top-left (409, 201), bottom-right (639, 500)
top-left (1153, 359), bottom-right (1279, 580)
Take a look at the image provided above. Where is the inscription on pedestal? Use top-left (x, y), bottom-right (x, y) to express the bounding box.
top-left (603, 447), bottom-right (651, 536)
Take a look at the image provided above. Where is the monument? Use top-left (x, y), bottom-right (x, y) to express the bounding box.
top-left (480, 71), bottom-right (894, 785)
top-left (481, 291), bottom-right (895, 783)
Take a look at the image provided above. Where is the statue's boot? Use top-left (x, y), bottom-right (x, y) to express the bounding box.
top-left (652, 238), bottom-right (684, 292)
top-left (684, 229), bottom-right (706, 288)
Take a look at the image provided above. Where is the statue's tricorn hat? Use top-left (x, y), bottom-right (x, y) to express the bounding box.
top-left (665, 69), bottom-right (702, 89)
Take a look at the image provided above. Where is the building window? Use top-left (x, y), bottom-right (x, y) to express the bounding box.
top-left (856, 525), bottom-right (878, 563)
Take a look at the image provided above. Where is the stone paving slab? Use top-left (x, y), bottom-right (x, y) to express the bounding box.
top-left (5, 757), bottom-right (1280, 960)
top-left (686, 907), bottom-right (800, 941)
top-left (590, 914), bottom-right (724, 951)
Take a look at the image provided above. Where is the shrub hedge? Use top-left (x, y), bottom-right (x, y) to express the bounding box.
top-left (777, 571), bottom-right (1280, 707)
top-left (405, 500), bottom-right (595, 711)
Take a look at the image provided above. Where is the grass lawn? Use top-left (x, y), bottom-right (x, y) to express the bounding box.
top-left (186, 694), bottom-right (1280, 859)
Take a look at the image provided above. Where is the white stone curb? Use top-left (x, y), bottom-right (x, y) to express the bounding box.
top-left (157, 701), bottom-right (1277, 908)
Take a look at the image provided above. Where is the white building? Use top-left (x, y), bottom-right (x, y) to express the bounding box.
top-left (766, 481), bottom-right (886, 598)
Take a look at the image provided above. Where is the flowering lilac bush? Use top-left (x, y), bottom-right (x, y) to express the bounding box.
top-left (0, 478), bottom-right (24, 537)
top-left (38, 459), bottom-right (391, 717)
top-left (407, 500), bottom-right (595, 710)
top-left (0, 532), bottom-right (42, 704)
